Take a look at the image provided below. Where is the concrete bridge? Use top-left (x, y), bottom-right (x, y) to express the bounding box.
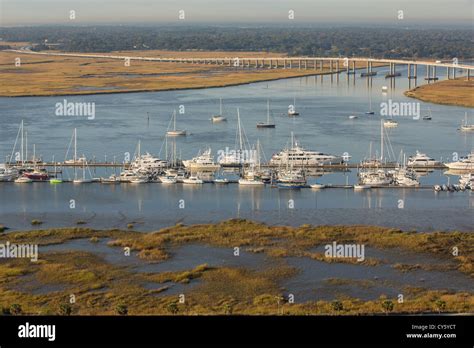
top-left (7, 49), bottom-right (473, 80)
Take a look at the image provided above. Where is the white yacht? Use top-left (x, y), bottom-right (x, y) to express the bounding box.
top-left (238, 177), bottom-right (264, 186)
top-left (131, 153), bottom-right (168, 172)
top-left (14, 175), bottom-right (33, 183)
top-left (101, 174), bottom-right (120, 184)
top-left (64, 155), bottom-right (87, 165)
top-left (383, 119), bottom-right (398, 128)
top-left (182, 148), bottom-right (220, 171)
top-left (183, 176), bottom-right (204, 184)
top-left (270, 133), bottom-right (344, 166)
top-left (353, 184), bottom-right (371, 190)
top-left (392, 167), bottom-right (420, 186)
top-left (407, 151), bottom-right (441, 167)
top-left (445, 152), bottom-right (474, 171)
top-left (130, 176), bottom-right (149, 184)
top-left (159, 175), bottom-right (177, 184)
top-left (277, 168), bottom-right (306, 188)
top-left (119, 170), bottom-right (141, 182)
top-left (0, 164), bottom-right (17, 182)
top-left (358, 169), bottom-right (392, 186)
top-left (459, 173), bottom-right (474, 188)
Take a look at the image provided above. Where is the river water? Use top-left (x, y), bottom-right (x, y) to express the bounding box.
top-left (0, 65), bottom-right (472, 231)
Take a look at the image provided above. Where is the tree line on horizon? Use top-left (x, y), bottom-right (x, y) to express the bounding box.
top-left (0, 26), bottom-right (472, 59)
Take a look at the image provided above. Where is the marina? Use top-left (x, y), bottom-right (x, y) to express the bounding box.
top-left (0, 64), bottom-right (472, 231)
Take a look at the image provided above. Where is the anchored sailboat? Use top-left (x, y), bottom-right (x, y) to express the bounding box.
top-left (257, 100), bottom-right (276, 128)
top-left (211, 98), bottom-right (227, 122)
top-left (288, 97), bottom-right (299, 116)
top-left (166, 110), bottom-right (187, 136)
top-left (460, 112), bottom-right (474, 131)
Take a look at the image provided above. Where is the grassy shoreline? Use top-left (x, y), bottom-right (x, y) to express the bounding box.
top-left (0, 50), bottom-right (384, 97)
top-left (0, 220), bottom-right (472, 315)
top-left (404, 78), bottom-right (474, 108)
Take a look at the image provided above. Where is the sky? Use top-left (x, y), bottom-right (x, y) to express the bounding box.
top-left (1, 0), bottom-right (473, 26)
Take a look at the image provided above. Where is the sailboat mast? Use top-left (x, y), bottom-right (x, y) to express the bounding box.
top-left (237, 108), bottom-right (243, 150)
top-left (173, 110), bottom-right (177, 131)
top-left (220, 98), bottom-right (223, 115)
top-left (380, 120), bottom-right (384, 162)
top-left (20, 120), bottom-right (24, 165)
top-left (267, 100), bottom-right (270, 123)
top-left (25, 131), bottom-right (28, 165)
top-left (74, 128), bottom-right (77, 163)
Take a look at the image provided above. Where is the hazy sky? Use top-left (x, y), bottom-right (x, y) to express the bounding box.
top-left (1, 0), bottom-right (473, 26)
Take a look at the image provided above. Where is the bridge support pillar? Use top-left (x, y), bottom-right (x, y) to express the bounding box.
top-left (320, 60), bottom-right (323, 71)
top-left (314, 59), bottom-right (317, 70)
top-left (414, 64), bottom-right (417, 79)
top-left (336, 60), bottom-right (339, 72)
top-left (351, 61), bottom-right (356, 74)
top-left (432, 66), bottom-right (437, 80)
top-left (289, 60), bottom-right (292, 69)
top-left (304, 60), bottom-right (307, 69)
top-left (446, 67), bottom-right (450, 79)
top-left (298, 60), bottom-right (301, 70)
top-left (453, 67), bottom-right (456, 79)
top-left (426, 65), bottom-right (430, 80)
top-left (467, 69), bottom-right (470, 81)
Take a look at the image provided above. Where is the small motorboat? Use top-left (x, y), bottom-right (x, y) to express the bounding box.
top-left (49, 178), bottom-right (63, 184)
top-left (183, 176), bottom-right (203, 184)
top-left (354, 184), bottom-right (371, 190)
top-left (211, 115), bottom-right (227, 123)
top-left (310, 183), bottom-right (326, 189)
top-left (130, 177), bottom-right (149, 184)
top-left (15, 176), bottom-right (33, 183)
top-left (348, 115), bottom-right (358, 119)
top-left (159, 175), bottom-right (177, 184)
top-left (214, 178), bottom-right (229, 184)
top-left (101, 175), bottom-right (120, 184)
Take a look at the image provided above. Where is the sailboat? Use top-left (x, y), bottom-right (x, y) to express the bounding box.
top-left (257, 100), bottom-right (276, 128)
top-left (211, 98), bottom-right (227, 122)
top-left (422, 108), bottom-right (432, 120)
top-left (63, 128), bottom-right (92, 183)
top-left (166, 110), bottom-right (187, 136)
top-left (219, 109), bottom-right (255, 166)
top-left (288, 97), bottom-right (299, 116)
top-left (73, 160), bottom-right (93, 184)
top-left (365, 91), bottom-right (375, 114)
top-left (460, 112), bottom-right (474, 131)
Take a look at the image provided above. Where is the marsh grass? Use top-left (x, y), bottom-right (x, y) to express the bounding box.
top-left (405, 78), bottom-right (474, 108)
top-left (0, 219), bottom-right (472, 315)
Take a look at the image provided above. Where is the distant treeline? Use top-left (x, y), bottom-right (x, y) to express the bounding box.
top-left (1, 26), bottom-right (472, 59)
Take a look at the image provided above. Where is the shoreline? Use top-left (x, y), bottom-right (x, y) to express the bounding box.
top-left (0, 70), bottom-right (339, 98)
top-left (404, 78), bottom-right (474, 108)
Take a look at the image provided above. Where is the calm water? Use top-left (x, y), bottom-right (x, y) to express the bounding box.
top-left (31, 240), bottom-right (473, 301)
top-left (0, 66), bottom-right (473, 231)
